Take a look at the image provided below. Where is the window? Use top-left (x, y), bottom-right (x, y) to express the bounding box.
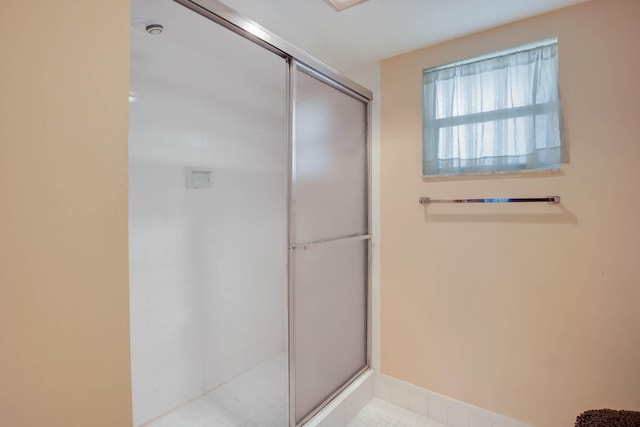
top-left (422, 38), bottom-right (566, 177)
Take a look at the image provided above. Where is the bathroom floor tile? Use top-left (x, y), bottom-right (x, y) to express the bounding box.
top-left (144, 360), bottom-right (445, 427)
top-left (348, 397), bottom-right (448, 427)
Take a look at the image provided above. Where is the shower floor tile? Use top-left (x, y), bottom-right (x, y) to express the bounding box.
top-left (144, 358), bottom-right (445, 427)
top-left (144, 353), bottom-right (288, 427)
top-left (348, 398), bottom-right (448, 427)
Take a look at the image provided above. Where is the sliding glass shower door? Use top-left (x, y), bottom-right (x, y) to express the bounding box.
top-left (129, 1), bottom-right (289, 425)
top-left (290, 62), bottom-right (370, 425)
top-left (130, 1), bottom-right (371, 425)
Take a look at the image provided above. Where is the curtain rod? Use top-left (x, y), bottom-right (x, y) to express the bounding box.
top-left (423, 37), bottom-right (558, 75)
top-left (419, 196), bottom-right (560, 205)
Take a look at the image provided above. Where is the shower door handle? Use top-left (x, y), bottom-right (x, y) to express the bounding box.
top-left (291, 234), bottom-right (371, 251)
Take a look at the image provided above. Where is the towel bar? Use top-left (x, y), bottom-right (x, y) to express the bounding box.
top-left (419, 196), bottom-right (560, 205)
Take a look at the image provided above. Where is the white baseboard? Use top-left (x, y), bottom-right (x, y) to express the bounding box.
top-left (374, 374), bottom-right (533, 427)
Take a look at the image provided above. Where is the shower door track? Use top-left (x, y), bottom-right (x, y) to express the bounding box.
top-left (172, 0), bottom-right (372, 101)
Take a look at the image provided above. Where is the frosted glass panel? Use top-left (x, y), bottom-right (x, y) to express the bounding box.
top-left (292, 66), bottom-right (369, 424)
top-left (294, 68), bottom-right (368, 243)
top-left (293, 240), bottom-right (368, 423)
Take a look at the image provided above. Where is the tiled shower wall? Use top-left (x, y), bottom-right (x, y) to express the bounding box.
top-left (128, 30), bottom-right (287, 425)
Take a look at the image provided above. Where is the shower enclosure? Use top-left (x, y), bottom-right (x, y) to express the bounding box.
top-left (128, 0), bottom-right (371, 425)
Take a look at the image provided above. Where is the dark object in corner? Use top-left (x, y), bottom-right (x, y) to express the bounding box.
top-left (575, 409), bottom-right (640, 426)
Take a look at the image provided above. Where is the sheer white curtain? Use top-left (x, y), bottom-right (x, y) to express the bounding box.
top-left (423, 40), bottom-right (565, 176)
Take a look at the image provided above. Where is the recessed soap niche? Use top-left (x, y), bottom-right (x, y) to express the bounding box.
top-left (185, 167), bottom-right (212, 188)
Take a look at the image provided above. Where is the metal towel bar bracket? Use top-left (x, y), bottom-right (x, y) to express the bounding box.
top-left (419, 196), bottom-right (560, 205)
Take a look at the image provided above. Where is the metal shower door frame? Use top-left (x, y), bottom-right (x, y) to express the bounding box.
top-left (172, 0), bottom-right (372, 100)
top-left (170, 2), bottom-right (373, 426)
top-left (288, 60), bottom-right (372, 426)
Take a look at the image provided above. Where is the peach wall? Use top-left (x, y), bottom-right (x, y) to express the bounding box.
top-left (380, 0), bottom-right (640, 425)
top-left (0, 1), bottom-right (132, 426)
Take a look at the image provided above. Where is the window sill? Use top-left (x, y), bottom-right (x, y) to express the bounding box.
top-left (421, 167), bottom-right (563, 182)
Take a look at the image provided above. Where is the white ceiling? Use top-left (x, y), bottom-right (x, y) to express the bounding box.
top-left (219, 0), bottom-right (589, 72)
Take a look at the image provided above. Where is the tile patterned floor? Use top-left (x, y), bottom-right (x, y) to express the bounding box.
top-left (144, 357), bottom-right (444, 427)
top-left (349, 398), bottom-right (448, 427)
